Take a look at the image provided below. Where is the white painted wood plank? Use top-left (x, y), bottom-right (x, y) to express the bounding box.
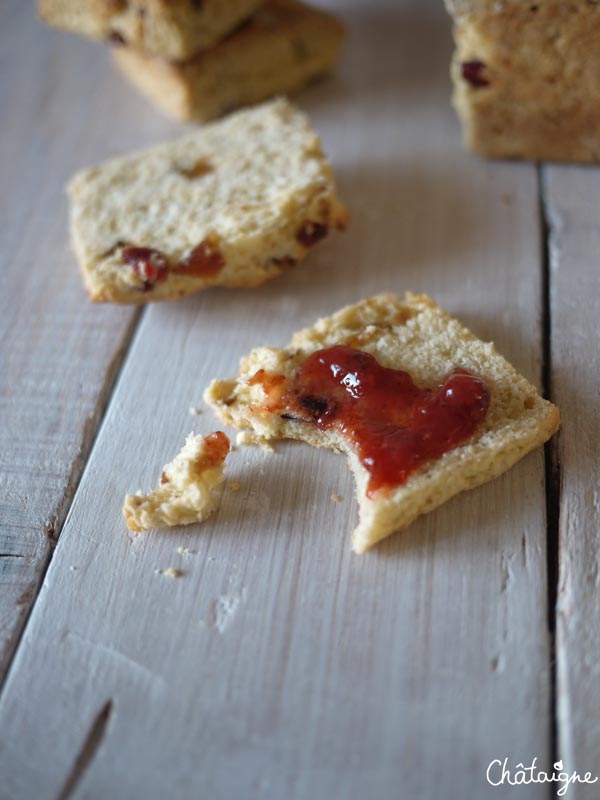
top-left (544, 166), bottom-right (600, 798)
top-left (0, 2), bottom-right (551, 798)
top-left (0, 1), bottom-right (182, 680)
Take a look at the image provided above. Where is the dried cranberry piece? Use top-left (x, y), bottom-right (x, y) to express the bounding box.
top-left (297, 222), bottom-right (329, 247)
top-left (270, 256), bottom-right (297, 268)
top-left (177, 158), bottom-right (214, 179)
top-left (175, 238), bottom-right (225, 278)
top-left (461, 61), bottom-right (490, 88)
top-left (107, 31), bottom-right (126, 46)
top-left (122, 246), bottom-right (169, 288)
top-left (298, 394), bottom-right (334, 421)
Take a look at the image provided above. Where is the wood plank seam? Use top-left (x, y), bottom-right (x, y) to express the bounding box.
top-left (56, 699), bottom-right (114, 800)
top-left (0, 308), bottom-right (144, 690)
top-left (539, 164), bottom-right (562, 788)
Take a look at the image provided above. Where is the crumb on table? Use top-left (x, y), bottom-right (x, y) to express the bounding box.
top-left (157, 567), bottom-right (184, 578)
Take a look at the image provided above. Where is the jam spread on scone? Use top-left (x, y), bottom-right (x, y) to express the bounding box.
top-left (249, 346), bottom-right (490, 496)
top-left (121, 239), bottom-right (225, 291)
top-left (193, 431), bottom-right (231, 469)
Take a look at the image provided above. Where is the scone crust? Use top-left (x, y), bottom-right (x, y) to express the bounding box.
top-left (68, 98), bottom-right (347, 304)
top-left (39, 0), bottom-right (263, 60)
top-left (448, 0), bottom-right (600, 162)
top-left (204, 293), bottom-right (560, 552)
top-left (112, 0), bottom-right (345, 123)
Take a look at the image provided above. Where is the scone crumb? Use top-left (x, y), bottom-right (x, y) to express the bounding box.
top-left (236, 431), bottom-right (275, 452)
top-left (229, 482), bottom-right (241, 492)
top-left (189, 406), bottom-right (203, 416)
top-left (177, 546), bottom-right (195, 556)
top-left (157, 567), bottom-right (184, 578)
top-left (331, 494), bottom-right (342, 502)
top-left (123, 431), bottom-right (230, 532)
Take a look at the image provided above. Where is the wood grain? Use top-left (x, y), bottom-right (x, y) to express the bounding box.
top-left (0, 1), bottom-right (554, 798)
top-left (544, 166), bottom-right (600, 797)
top-left (0, 0), bottom-right (180, 681)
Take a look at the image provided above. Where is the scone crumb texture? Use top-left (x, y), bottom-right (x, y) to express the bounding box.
top-left (157, 567), bottom-right (184, 578)
top-left (123, 431), bottom-right (230, 533)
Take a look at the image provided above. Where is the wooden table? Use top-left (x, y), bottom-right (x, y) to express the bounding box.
top-left (0, 1), bottom-right (598, 798)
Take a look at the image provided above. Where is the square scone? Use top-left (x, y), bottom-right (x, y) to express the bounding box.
top-left (205, 293), bottom-right (560, 553)
top-left (39, 0), bottom-right (263, 61)
top-left (68, 99), bottom-right (347, 304)
top-left (446, 0), bottom-right (600, 162)
top-left (112, 0), bottom-right (345, 123)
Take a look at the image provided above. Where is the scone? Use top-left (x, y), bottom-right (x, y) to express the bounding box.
top-left (446, 0), bottom-right (600, 162)
top-left (205, 293), bottom-right (560, 553)
top-left (38, 0), bottom-right (263, 61)
top-left (68, 99), bottom-right (347, 304)
top-left (123, 431), bottom-right (230, 532)
top-left (112, 0), bottom-right (345, 122)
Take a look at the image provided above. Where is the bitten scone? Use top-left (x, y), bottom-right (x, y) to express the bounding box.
top-left (205, 293), bottom-right (560, 553)
top-left (68, 99), bottom-right (347, 304)
top-left (38, 0), bottom-right (263, 61)
top-left (446, 0), bottom-right (600, 162)
top-left (123, 431), bottom-right (230, 532)
top-left (112, 0), bottom-right (345, 122)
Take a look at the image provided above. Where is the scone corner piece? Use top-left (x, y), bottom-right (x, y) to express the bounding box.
top-left (67, 98), bottom-right (347, 305)
top-left (123, 431), bottom-right (230, 533)
top-left (205, 292), bottom-right (560, 553)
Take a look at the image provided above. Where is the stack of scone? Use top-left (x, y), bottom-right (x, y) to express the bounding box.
top-left (38, 0), bottom-right (345, 122)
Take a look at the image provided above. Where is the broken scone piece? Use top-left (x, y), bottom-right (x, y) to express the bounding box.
top-left (123, 431), bottom-right (230, 533)
top-left (68, 99), bottom-right (347, 303)
top-left (205, 293), bottom-right (560, 553)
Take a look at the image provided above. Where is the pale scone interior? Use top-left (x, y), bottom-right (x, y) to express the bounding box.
top-left (68, 99), bottom-right (347, 304)
top-left (205, 293), bottom-right (560, 552)
top-left (123, 431), bottom-right (230, 533)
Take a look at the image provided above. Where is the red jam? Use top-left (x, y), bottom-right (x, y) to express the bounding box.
top-left (250, 346), bottom-right (490, 497)
top-left (202, 431), bottom-right (231, 468)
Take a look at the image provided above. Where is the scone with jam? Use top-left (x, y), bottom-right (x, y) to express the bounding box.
top-left (205, 293), bottom-right (560, 552)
